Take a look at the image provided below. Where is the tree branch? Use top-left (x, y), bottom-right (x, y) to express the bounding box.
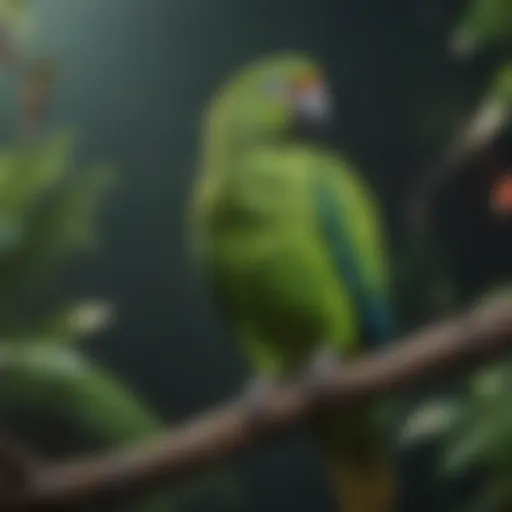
top-left (2, 297), bottom-right (512, 511)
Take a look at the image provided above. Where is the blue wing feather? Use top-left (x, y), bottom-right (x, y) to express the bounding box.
top-left (314, 178), bottom-right (394, 348)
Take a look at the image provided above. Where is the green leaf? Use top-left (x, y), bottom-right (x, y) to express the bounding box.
top-left (0, 164), bottom-right (114, 293)
top-left (441, 426), bottom-right (490, 476)
top-left (490, 64), bottom-right (512, 108)
top-left (0, 130), bottom-right (75, 215)
top-left (34, 299), bottom-right (116, 345)
top-left (451, 0), bottom-right (512, 52)
top-left (399, 399), bottom-right (462, 446)
top-left (0, 131), bottom-right (114, 333)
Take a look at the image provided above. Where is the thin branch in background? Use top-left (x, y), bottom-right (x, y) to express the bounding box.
top-left (0, 296), bottom-right (510, 511)
top-left (0, 20), bottom-right (56, 140)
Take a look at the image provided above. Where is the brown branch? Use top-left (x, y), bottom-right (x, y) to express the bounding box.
top-left (2, 297), bottom-right (512, 511)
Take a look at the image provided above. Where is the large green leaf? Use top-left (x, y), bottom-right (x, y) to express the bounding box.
top-left (0, 131), bottom-right (114, 336)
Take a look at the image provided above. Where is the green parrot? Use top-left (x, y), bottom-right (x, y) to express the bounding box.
top-left (189, 52), bottom-right (396, 512)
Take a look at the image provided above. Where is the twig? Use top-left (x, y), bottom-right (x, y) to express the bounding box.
top-left (0, 22), bottom-right (55, 140)
top-left (0, 296), bottom-right (511, 510)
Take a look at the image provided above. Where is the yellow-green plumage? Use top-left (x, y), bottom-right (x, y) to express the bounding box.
top-left (193, 144), bottom-right (388, 373)
top-left (190, 53), bottom-right (395, 512)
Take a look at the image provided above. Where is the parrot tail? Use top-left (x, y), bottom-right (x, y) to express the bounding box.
top-left (311, 407), bottom-right (397, 512)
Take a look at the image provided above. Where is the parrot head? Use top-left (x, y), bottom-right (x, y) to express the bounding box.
top-left (449, 0), bottom-right (512, 58)
top-left (204, 52), bottom-right (332, 148)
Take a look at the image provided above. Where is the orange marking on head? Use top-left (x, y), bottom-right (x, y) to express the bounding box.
top-left (293, 71), bottom-right (323, 93)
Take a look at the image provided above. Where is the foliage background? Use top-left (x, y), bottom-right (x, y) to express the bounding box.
top-left (0, 0), bottom-right (509, 511)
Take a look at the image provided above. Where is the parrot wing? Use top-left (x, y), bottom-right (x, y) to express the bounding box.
top-left (312, 160), bottom-right (394, 347)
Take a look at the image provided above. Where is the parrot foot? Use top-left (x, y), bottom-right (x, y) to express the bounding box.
top-left (301, 346), bottom-right (343, 394)
top-left (239, 376), bottom-right (280, 429)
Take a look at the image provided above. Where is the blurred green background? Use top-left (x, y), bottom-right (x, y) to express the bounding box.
top-left (0, 0), bottom-right (510, 511)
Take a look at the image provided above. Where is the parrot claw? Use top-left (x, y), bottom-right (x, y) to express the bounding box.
top-left (301, 346), bottom-right (343, 394)
top-left (239, 376), bottom-right (279, 428)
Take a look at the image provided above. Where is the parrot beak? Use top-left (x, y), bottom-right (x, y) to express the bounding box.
top-left (292, 72), bottom-right (332, 137)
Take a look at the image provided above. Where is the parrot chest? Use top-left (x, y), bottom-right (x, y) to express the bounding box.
top-left (203, 222), bottom-right (356, 355)
top-left (199, 161), bottom-right (317, 290)
top-left (193, 150), bottom-right (364, 365)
